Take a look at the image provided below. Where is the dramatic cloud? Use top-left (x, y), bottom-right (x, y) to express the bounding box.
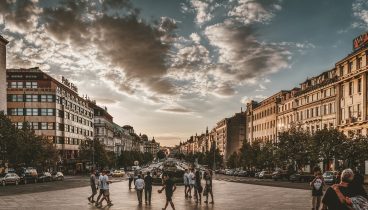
top-left (204, 22), bottom-right (290, 83)
top-left (190, 0), bottom-right (214, 24)
top-left (228, 0), bottom-right (282, 24)
top-left (352, 0), bottom-right (368, 28)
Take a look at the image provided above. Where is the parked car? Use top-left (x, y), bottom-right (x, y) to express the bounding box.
top-left (323, 171), bottom-right (336, 185)
top-left (237, 170), bottom-right (248, 177)
top-left (52, 172), bottom-right (64, 181)
top-left (258, 171), bottom-right (272, 179)
top-left (254, 171), bottom-right (261, 178)
top-left (272, 170), bottom-right (290, 181)
top-left (18, 167), bottom-right (38, 184)
top-left (38, 172), bottom-right (52, 182)
top-left (289, 172), bottom-right (314, 182)
top-left (1, 173), bottom-right (20, 186)
top-left (112, 170), bottom-right (125, 177)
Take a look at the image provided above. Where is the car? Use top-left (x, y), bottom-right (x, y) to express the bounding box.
top-left (258, 171), bottom-right (272, 179)
top-left (254, 171), bottom-right (261, 178)
top-left (112, 170), bottom-right (125, 177)
top-left (272, 170), bottom-right (290, 181)
top-left (52, 172), bottom-right (64, 181)
top-left (289, 172), bottom-right (314, 182)
top-left (38, 172), bottom-right (52, 182)
top-left (237, 170), bottom-right (248, 177)
top-left (1, 173), bottom-right (20, 186)
top-left (17, 167), bottom-right (38, 184)
top-left (323, 171), bottom-right (336, 185)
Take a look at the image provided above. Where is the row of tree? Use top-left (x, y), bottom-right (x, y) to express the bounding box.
top-left (0, 113), bottom-right (58, 168)
top-left (228, 128), bottom-right (368, 171)
top-left (174, 146), bottom-right (224, 169)
top-left (79, 138), bottom-right (155, 170)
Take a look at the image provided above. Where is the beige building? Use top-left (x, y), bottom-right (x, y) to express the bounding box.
top-left (0, 36), bottom-right (8, 113)
top-left (6, 68), bottom-right (94, 163)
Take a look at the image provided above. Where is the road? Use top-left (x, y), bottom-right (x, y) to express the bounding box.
top-left (0, 178), bottom-right (311, 209)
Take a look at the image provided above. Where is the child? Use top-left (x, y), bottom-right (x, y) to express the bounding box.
top-left (310, 171), bottom-right (325, 210)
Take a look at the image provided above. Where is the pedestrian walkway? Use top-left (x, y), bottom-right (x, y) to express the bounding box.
top-left (0, 180), bottom-right (311, 209)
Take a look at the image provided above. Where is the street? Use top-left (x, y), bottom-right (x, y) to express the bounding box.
top-left (0, 178), bottom-right (311, 210)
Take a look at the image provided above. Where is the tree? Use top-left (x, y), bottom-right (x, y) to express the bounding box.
top-left (312, 128), bottom-right (346, 171)
top-left (0, 113), bottom-right (58, 168)
top-left (227, 152), bottom-right (239, 169)
top-left (276, 127), bottom-right (312, 170)
top-left (79, 138), bottom-right (110, 169)
top-left (343, 135), bottom-right (368, 169)
top-left (157, 150), bottom-right (166, 160)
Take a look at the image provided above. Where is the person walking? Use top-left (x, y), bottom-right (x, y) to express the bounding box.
top-left (188, 168), bottom-right (195, 199)
top-left (144, 172), bottom-right (153, 205)
top-left (203, 170), bottom-right (214, 204)
top-left (88, 169), bottom-right (97, 203)
top-left (158, 173), bottom-right (177, 210)
top-left (194, 170), bottom-right (202, 203)
top-left (129, 172), bottom-right (134, 189)
top-left (95, 170), bottom-right (113, 207)
top-left (183, 169), bottom-right (190, 198)
top-left (310, 171), bottom-right (325, 210)
top-left (135, 175), bottom-right (145, 205)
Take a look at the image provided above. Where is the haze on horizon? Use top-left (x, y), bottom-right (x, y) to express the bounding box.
top-left (1, 0), bottom-right (368, 146)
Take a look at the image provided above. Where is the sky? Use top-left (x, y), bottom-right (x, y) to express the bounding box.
top-left (1, 0), bottom-right (368, 146)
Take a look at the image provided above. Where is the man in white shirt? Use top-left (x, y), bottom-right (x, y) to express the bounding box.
top-left (183, 169), bottom-right (190, 198)
top-left (95, 170), bottom-right (113, 207)
top-left (135, 175), bottom-right (145, 204)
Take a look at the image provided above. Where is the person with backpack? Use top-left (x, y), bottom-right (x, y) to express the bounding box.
top-left (310, 171), bottom-right (325, 210)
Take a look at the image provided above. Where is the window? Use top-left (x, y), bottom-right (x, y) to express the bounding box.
top-left (10, 94), bottom-right (23, 102)
top-left (315, 107), bottom-right (319, 117)
top-left (358, 104), bottom-right (361, 117)
top-left (357, 57), bottom-right (362, 69)
top-left (342, 85), bottom-right (345, 97)
top-left (25, 108), bottom-right (38, 116)
top-left (25, 95), bottom-right (38, 102)
top-left (25, 82), bottom-right (37, 88)
top-left (339, 65), bottom-right (344, 76)
top-left (47, 122), bottom-right (54, 130)
top-left (9, 108), bottom-right (23, 116)
top-left (348, 61), bottom-right (353, 73)
top-left (41, 122), bottom-right (47, 130)
top-left (31, 122), bottom-right (39, 130)
top-left (329, 103), bottom-right (333, 114)
top-left (14, 122), bottom-right (23, 129)
top-left (10, 81), bottom-right (23, 88)
top-left (358, 79), bottom-right (362, 93)
top-left (349, 81), bottom-right (353, 95)
top-left (47, 109), bottom-right (54, 116)
top-left (348, 106), bottom-right (353, 118)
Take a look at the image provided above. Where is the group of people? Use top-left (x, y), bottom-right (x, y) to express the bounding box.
top-left (183, 168), bottom-right (214, 204)
top-left (129, 170), bottom-right (177, 210)
top-left (310, 167), bottom-right (368, 210)
top-left (87, 167), bottom-right (214, 209)
top-left (88, 170), bottom-right (113, 208)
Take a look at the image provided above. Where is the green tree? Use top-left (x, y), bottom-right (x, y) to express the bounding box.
top-left (343, 135), bottom-right (368, 169)
top-left (276, 127), bottom-right (312, 170)
top-left (227, 152), bottom-right (239, 169)
top-left (312, 128), bottom-right (346, 171)
top-left (79, 138), bottom-right (110, 169)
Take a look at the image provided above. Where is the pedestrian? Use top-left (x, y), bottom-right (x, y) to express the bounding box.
top-left (188, 168), bottom-right (195, 198)
top-left (203, 170), bottom-right (214, 204)
top-left (134, 170), bottom-right (139, 185)
top-left (183, 169), bottom-right (190, 198)
top-left (135, 174), bottom-right (145, 205)
top-left (321, 168), bottom-right (368, 210)
top-left (129, 172), bottom-right (134, 189)
top-left (158, 173), bottom-right (177, 210)
top-left (310, 171), bottom-right (325, 210)
top-left (88, 169), bottom-right (97, 203)
top-left (194, 170), bottom-right (202, 203)
top-left (95, 170), bottom-right (113, 207)
top-left (144, 171), bottom-right (153, 205)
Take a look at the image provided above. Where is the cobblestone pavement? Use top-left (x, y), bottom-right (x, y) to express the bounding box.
top-left (0, 179), bottom-right (311, 210)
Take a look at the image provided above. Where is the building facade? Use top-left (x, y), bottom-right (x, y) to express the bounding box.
top-left (6, 67), bottom-right (94, 162)
top-left (0, 36), bottom-right (8, 113)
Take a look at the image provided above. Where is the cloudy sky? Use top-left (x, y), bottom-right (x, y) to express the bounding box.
top-left (1, 0), bottom-right (368, 146)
